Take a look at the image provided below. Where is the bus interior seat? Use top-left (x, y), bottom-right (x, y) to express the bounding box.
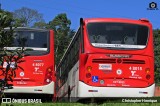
top-left (124, 36), bottom-right (135, 45)
top-left (90, 35), bottom-right (107, 43)
top-left (97, 35), bottom-right (107, 43)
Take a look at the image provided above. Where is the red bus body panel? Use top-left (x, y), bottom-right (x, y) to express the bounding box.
top-left (0, 29), bottom-right (55, 94)
top-left (79, 18), bottom-right (154, 88)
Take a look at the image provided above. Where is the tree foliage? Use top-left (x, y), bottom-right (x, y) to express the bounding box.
top-left (0, 10), bottom-right (14, 48)
top-left (0, 10), bottom-right (25, 99)
top-left (47, 13), bottom-right (75, 65)
top-left (13, 7), bottom-right (44, 27)
top-left (33, 21), bottom-right (47, 29)
top-left (12, 7), bottom-right (75, 66)
top-left (154, 29), bottom-right (160, 83)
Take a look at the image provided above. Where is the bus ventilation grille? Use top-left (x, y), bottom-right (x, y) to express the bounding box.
top-left (92, 59), bottom-right (116, 63)
top-left (122, 59), bottom-right (145, 64)
top-left (92, 59), bottom-right (145, 64)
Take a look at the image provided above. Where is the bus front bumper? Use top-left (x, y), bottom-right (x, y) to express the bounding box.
top-left (4, 81), bottom-right (54, 94)
top-left (78, 81), bottom-right (155, 97)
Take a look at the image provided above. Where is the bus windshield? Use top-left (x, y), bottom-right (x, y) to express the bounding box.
top-left (87, 23), bottom-right (149, 49)
top-left (5, 30), bottom-right (49, 55)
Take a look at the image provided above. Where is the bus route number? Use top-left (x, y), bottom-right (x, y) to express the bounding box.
top-left (32, 63), bottom-right (44, 67)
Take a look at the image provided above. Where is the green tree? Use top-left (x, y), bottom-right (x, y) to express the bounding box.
top-left (0, 10), bottom-right (24, 100)
top-left (13, 7), bottom-right (44, 27)
top-left (154, 29), bottom-right (160, 84)
top-left (47, 13), bottom-right (75, 65)
top-left (0, 10), bottom-right (14, 48)
top-left (33, 21), bottom-right (47, 28)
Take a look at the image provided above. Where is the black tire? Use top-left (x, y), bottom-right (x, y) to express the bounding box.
top-left (68, 86), bottom-right (71, 102)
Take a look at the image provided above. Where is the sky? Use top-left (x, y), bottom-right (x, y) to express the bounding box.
top-left (1, 0), bottom-right (160, 30)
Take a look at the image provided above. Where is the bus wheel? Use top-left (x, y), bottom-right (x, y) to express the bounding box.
top-left (68, 86), bottom-right (71, 102)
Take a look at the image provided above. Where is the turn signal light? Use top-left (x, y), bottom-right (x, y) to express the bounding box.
top-left (48, 68), bottom-right (52, 72)
top-left (87, 66), bottom-right (92, 72)
top-left (145, 68), bottom-right (150, 74)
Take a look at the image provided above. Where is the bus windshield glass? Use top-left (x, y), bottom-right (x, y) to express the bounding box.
top-left (5, 30), bottom-right (49, 55)
top-left (87, 23), bottom-right (149, 49)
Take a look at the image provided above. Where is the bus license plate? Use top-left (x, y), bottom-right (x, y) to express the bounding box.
top-left (99, 64), bottom-right (112, 70)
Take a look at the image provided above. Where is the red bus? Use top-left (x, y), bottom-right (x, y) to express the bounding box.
top-left (55, 18), bottom-right (155, 102)
top-left (1, 27), bottom-right (55, 100)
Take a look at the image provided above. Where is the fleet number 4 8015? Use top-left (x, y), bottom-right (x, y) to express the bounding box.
top-left (129, 66), bottom-right (142, 71)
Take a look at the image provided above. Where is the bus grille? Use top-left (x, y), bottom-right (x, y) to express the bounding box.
top-left (92, 59), bottom-right (145, 64)
top-left (92, 59), bottom-right (116, 63)
top-left (122, 59), bottom-right (145, 64)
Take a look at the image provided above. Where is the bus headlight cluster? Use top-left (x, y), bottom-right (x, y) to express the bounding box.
top-left (145, 68), bottom-right (151, 80)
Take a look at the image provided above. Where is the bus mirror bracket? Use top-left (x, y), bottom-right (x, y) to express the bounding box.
top-left (80, 18), bottom-right (84, 53)
top-left (80, 18), bottom-right (84, 25)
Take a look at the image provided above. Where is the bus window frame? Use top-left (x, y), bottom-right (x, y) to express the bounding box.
top-left (56, 29), bottom-right (81, 89)
top-left (86, 22), bottom-right (150, 51)
top-left (12, 29), bottom-right (51, 56)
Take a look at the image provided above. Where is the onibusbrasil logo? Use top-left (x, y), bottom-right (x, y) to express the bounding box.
top-left (2, 98), bottom-right (42, 103)
top-left (147, 2), bottom-right (159, 10)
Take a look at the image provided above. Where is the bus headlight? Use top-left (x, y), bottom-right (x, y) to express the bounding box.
top-left (146, 74), bottom-right (151, 80)
top-left (46, 79), bottom-right (50, 83)
top-left (86, 73), bottom-right (91, 78)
